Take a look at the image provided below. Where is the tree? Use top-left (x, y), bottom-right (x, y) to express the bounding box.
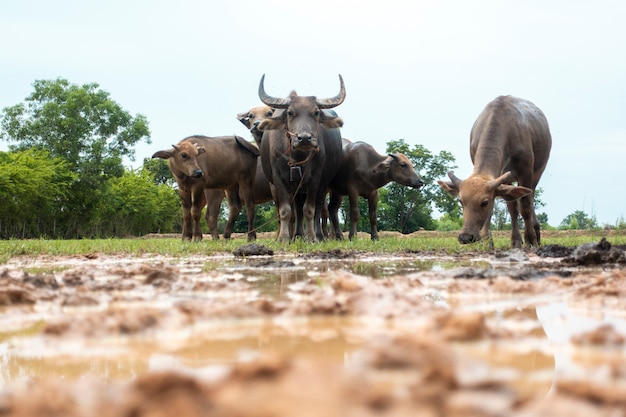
top-left (0, 78), bottom-right (150, 237)
top-left (143, 157), bottom-right (175, 187)
top-left (374, 139), bottom-right (457, 233)
top-left (559, 210), bottom-right (599, 230)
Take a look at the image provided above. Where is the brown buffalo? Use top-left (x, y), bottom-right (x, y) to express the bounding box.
top-left (438, 95), bottom-right (552, 248)
top-left (202, 106), bottom-right (280, 242)
top-left (152, 135), bottom-right (259, 242)
top-left (328, 139), bottom-right (424, 240)
top-left (257, 75), bottom-right (345, 242)
top-left (237, 105), bottom-right (274, 145)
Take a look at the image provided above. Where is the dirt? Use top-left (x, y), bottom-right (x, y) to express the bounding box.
top-left (1, 236), bottom-right (626, 416)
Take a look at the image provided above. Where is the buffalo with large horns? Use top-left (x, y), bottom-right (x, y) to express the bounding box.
top-left (257, 75), bottom-right (346, 242)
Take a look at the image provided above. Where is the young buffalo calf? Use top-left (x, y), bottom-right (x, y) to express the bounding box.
top-left (152, 135), bottom-right (259, 242)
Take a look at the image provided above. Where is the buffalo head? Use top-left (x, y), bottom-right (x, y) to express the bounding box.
top-left (236, 105), bottom-right (275, 145)
top-left (152, 141), bottom-right (206, 179)
top-left (438, 171), bottom-right (532, 244)
top-left (374, 153), bottom-right (425, 189)
top-left (257, 74), bottom-right (345, 150)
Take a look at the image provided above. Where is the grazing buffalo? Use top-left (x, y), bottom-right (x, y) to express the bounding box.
top-left (152, 135), bottom-right (259, 242)
top-left (257, 74), bottom-right (345, 242)
top-left (328, 139), bottom-right (425, 240)
top-left (438, 95), bottom-right (552, 248)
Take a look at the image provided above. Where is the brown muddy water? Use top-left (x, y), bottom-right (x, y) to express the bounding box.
top-left (1, 240), bottom-right (626, 416)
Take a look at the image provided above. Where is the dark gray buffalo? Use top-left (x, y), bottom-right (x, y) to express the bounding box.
top-left (257, 75), bottom-right (345, 242)
top-left (328, 139), bottom-right (424, 240)
top-left (438, 95), bottom-right (552, 248)
top-left (152, 135), bottom-right (259, 242)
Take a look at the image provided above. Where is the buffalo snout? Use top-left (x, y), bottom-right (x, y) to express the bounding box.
top-left (293, 133), bottom-right (318, 149)
top-left (191, 169), bottom-right (203, 178)
top-left (414, 178), bottom-right (425, 188)
top-left (458, 232), bottom-right (479, 244)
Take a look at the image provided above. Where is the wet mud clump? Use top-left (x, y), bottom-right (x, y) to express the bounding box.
top-left (233, 243), bottom-right (274, 257)
top-left (562, 238), bottom-right (626, 265)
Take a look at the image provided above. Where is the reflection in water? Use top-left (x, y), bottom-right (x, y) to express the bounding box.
top-left (0, 305), bottom-right (568, 397)
top-left (0, 317), bottom-right (363, 388)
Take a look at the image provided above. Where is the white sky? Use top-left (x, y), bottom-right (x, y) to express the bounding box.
top-left (1, 0), bottom-right (625, 226)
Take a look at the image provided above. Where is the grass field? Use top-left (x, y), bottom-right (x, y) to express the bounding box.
top-left (1, 229), bottom-right (624, 263)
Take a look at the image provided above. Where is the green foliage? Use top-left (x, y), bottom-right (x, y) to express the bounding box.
top-left (0, 149), bottom-right (75, 238)
top-left (559, 210), bottom-right (599, 230)
top-left (142, 157), bottom-right (175, 186)
top-left (0, 78), bottom-right (151, 238)
top-left (95, 168), bottom-right (181, 237)
top-left (436, 213), bottom-right (463, 231)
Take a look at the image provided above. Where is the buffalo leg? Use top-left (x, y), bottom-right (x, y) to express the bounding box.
top-left (222, 188), bottom-right (242, 239)
top-left (273, 183), bottom-right (294, 243)
top-left (348, 190), bottom-right (360, 241)
top-left (178, 189), bottom-right (193, 241)
top-left (303, 194), bottom-right (317, 242)
top-left (506, 199), bottom-right (523, 249)
top-left (328, 191), bottom-right (344, 240)
top-left (520, 193), bottom-right (540, 247)
top-left (205, 189), bottom-right (225, 240)
top-left (367, 189), bottom-right (379, 240)
top-left (190, 189), bottom-right (205, 242)
top-left (294, 193), bottom-right (306, 239)
top-left (314, 189), bottom-right (328, 241)
top-left (238, 182), bottom-right (257, 242)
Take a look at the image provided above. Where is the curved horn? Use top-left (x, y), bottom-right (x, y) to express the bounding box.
top-left (316, 74), bottom-right (346, 109)
top-left (258, 74), bottom-right (290, 109)
top-left (388, 153), bottom-right (399, 161)
top-left (488, 171), bottom-right (513, 190)
top-left (447, 170), bottom-right (463, 187)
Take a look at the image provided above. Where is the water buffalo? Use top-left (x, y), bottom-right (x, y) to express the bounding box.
top-left (328, 139), bottom-right (425, 240)
top-left (438, 95), bottom-right (552, 248)
top-left (152, 135), bottom-right (259, 242)
top-left (237, 105), bottom-right (274, 145)
top-left (257, 74), bottom-right (345, 242)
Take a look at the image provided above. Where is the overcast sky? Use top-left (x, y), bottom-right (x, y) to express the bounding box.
top-left (1, 0), bottom-right (625, 226)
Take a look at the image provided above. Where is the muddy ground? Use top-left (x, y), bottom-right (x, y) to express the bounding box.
top-left (1, 235), bottom-right (626, 416)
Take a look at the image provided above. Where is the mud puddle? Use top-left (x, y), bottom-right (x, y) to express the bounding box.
top-left (2, 240), bottom-right (626, 415)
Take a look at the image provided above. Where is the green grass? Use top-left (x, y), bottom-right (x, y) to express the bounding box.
top-left (0, 230), bottom-right (623, 263)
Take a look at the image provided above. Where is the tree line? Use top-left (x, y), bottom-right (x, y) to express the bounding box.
top-left (0, 79), bottom-right (614, 239)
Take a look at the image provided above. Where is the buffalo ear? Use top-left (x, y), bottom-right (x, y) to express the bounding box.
top-left (495, 184), bottom-right (533, 201)
top-left (152, 149), bottom-right (173, 160)
top-left (438, 180), bottom-right (459, 197)
top-left (373, 156), bottom-right (393, 173)
top-left (237, 112), bottom-right (252, 129)
top-left (321, 116), bottom-right (343, 129)
top-left (196, 146), bottom-right (206, 155)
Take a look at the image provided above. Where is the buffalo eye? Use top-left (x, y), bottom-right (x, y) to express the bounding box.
top-left (481, 199), bottom-right (489, 207)
top-left (287, 110), bottom-right (294, 117)
top-left (313, 110), bottom-right (320, 117)
top-left (181, 153), bottom-right (188, 159)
